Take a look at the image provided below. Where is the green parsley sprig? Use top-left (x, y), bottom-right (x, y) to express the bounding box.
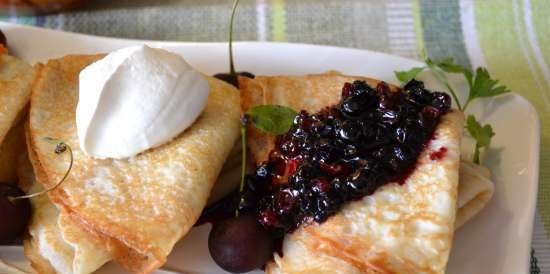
top-left (395, 57), bottom-right (510, 164)
top-left (465, 115), bottom-right (495, 164)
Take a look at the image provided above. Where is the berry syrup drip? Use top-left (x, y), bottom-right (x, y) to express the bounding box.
top-left (238, 79), bottom-right (451, 236)
top-left (430, 147), bottom-right (448, 161)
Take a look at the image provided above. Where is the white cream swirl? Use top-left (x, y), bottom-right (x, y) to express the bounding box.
top-left (76, 45), bottom-right (209, 159)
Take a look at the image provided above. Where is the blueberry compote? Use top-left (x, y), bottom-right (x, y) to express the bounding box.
top-left (238, 79), bottom-right (451, 235)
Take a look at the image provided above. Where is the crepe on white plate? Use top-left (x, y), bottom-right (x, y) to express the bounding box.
top-left (25, 54), bottom-right (241, 274)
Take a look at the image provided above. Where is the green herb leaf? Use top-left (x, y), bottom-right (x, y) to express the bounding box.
top-left (434, 58), bottom-right (475, 88)
top-left (425, 58), bottom-right (463, 110)
top-left (394, 66), bottom-right (425, 84)
top-left (425, 58), bottom-right (449, 85)
top-left (432, 58), bottom-right (477, 102)
top-left (247, 105), bottom-right (298, 135)
top-left (466, 115), bottom-right (494, 147)
top-left (471, 68), bottom-right (511, 98)
top-left (394, 55), bottom-right (507, 164)
top-left (463, 69), bottom-right (474, 89)
top-left (434, 57), bottom-right (467, 73)
top-left (463, 68), bottom-right (511, 110)
top-left (465, 115), bottom-right (495, 164)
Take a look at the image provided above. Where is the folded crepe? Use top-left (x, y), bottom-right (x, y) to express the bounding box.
top-left (23, 138), bottom-right (245, 274)
top-left (22, 140), bottom-right (111, 274)
top-left (238, 73), bottom-right (494, 230)
top-left (0, 53), bottom-right (35, 183)
top-left (24, 184), bottom-right (111, 274)
top-left (455, 161), bottom-right (494, 228)
top-left (240, 73), bottom-right (464, 274)
top-left (26, 54), bottom-right (241, 273)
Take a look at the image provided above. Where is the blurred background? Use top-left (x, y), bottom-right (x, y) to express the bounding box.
top-left (1, 0), bottom-right (479, 64)
top-left (1, 0), bottom-right (549, 273)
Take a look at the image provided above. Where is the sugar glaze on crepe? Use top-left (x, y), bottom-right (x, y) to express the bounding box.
top-left (27, 54), bottom-right (241, 273)
top-left (239, 73), bottom-right (464, 274)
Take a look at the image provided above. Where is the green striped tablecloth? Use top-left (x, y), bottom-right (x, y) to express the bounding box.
top-left (1, 0), bottom-right (547, 273)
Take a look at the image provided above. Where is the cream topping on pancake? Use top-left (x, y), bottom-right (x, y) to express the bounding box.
top-left (76, 45), bottom-right (209, 159)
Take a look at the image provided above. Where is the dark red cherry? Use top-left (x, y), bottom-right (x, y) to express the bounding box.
top-left (0, 29), bottom-right (6, 48)
top-left (208, 215), bottom-right (273, 273)
top-left (0, 184), bottom-right (31, 243)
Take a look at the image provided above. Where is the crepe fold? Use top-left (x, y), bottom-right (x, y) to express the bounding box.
top-left (22, 141), bottom-right (110, 274)
top-left (24, 184), bottom-right (111, 274)
top-left (240, 73), bottom-right (465, 274)
top-left (455, 161), bottom-right (494, 228)
top-left (26, 55), bottom-right (241, 273)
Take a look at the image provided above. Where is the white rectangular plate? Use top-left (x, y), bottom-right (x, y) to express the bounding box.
top-left (0, 22), bottom-right (540, 274)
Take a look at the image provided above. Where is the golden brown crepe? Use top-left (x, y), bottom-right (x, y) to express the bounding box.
top-left (0, 54), bottom-right (35, 183)
top-left (27, 55), bottom-right (241, 273)
top-left (0, 54), bottom-right (34, 143)
top-left (240, 73), bottom-right (463, 274)
top-left (0, 120), bottom-right (26, 183)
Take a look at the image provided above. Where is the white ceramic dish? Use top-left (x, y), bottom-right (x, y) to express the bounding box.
top-left (0, 22), bottom-right (540, 274)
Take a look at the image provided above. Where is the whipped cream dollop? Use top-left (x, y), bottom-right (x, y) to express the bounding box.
top-left (76, 45), bottom-right (209, 159)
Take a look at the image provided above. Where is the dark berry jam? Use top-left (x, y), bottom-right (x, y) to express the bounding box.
top-left (238, 79), bottom-right (451, 235)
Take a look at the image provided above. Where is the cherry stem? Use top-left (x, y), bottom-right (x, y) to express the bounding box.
top-left (236, 115), bottom-right (248, 217)
top-left (473, 143), bottom-right (481, 165)
top-left (10, 138), bottom-right (73, 201)
top-left (228, 0), bottom-right (240, 76)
